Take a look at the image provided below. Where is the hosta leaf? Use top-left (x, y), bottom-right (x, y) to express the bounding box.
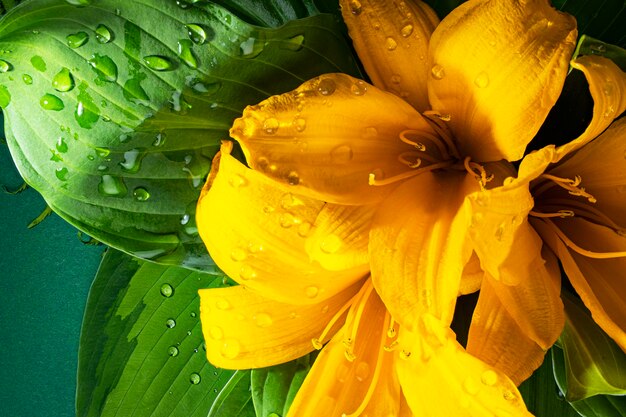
top-left (207, 370), bottom-right (256, 417)
top-left (573, 34), bottom-right (626, 71)
top-left (251, 354), bottom-right (313, 417)
top-left (553, 346), bottom-right (626, 417)
top-left (0, 0), bottom-right (21, 16)
top-left (558, 295), bottom-right (626, 401)
top-left (211, 0), bottom-right (319, 27)
top-left (0, 0), bottom-right (360, 271)
top-left (76, 248), bottom-right (235, 417)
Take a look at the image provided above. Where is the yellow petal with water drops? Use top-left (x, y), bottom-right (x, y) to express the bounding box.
top-left (199, 281), bottom-right (362, 369)
top-left (396, 316), bottom-right (534, 417)
top-left (230, 73), bottom-right (440, 205)
top-left (369, 171), bottom-right (477, 330)
top-left (533, 217), bottom-right (626, 351)
top-left (428, 0), bottom-right (577, 162)
top-left (469, 147), bottom-right (554, 285)
top-left (467, 248), bottom-right (562, 385)
top-left (549, 117), bottom-right (626, 230)
top-left (196, 142), bottom-right (369, 305)
top-left (554, 55), bottom-right (626, 162)
top-left (287, 288), bottom-right (402, 417)
top-left (340, 0), bottom-right (439, 111)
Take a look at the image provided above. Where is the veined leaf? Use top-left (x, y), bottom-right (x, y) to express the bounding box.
top-left (207, 370), bottom-right (255, 417)
top-left (573, 34), bottom-right (626, 71)
top-left (0, 0), bottom-right (21, 16)
top-left (76, 248), bottom-right (235, 417)
top-left (0, 0), bottom-right (360, 271)
top-left (251, 354), bottom-right (313, 417)
top-left (553, 346), bottom-right (626, 417)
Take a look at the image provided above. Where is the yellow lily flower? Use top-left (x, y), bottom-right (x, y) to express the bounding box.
top-left (196, 0), bottom-right (583, 415)
top-left (467, 54), bottom-right (626, 369)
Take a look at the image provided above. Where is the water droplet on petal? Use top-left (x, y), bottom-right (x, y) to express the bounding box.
top-left (503, 390), bottom-right (517, 401)
top-left (160, 283), bottom-right (174, 297)
top-left (263, 118), bottom-right (279, 134)
top-left (209, 326), bottom-right (224, 340)
top-left (390, 74), bottom-right (401, 84)
top-left (279, 213), bottom-right (296, 228)
top-left (319, 234), bottom-right (342, 253)
top-left (305, 286), bottom-right (319, 298)
top-left (350, 81), bottom-right (367, 95)
top-left (431, 64), bottom-right (445, 80)
top-left (349, 0), bottom-right (362, 15)
top-left (189, 373), bottom-right (201, 384)
top-left (230, 248), bottom-right (247, 261)
top-left (474, 71), bottom-right (489, 88)
top-left (185, 24), bottom-right (207, 44)
top-left (481, 370), bottom-right (498, 386)
top-left (52, 67), bottom-right (75, 92)
top-left (386, 37), bottom-right (398, 51)
top-left (40, 94), bottom-right (64, 111)
top-left (98, 175), bottom-right (127, 197)
top-left (287, 171), bottom-right (300, 185)
top-left (292, 117), bottom-right (306, 132)
top-left (215, 298), bottom-right (231, 310)
top-left (167, 346), bottom-right (179, 356)
top-left (95, 24), bottom-right (113, 43)
top-left (317, 78), bottom-right (336, 96)
top-left (401, 24), bottom-right (413, 37)
top-left (463, 377), bottom-right (480, 395)
top-left (165, 318), bottom-right (176, 328)
top-left (67, 31), bottom-right (89, 48)
top-left (330, 145), bottom-right (353, 164)
top-left (239, 264), bottom-right (257, 281)
top-left (221, 339), bottom-right (241, 359)
top-left (143, 55), bottom-right (175, 71)
top-left (297, 221), bottom-right (312, 237)
top-left (355, 362), bottom-right (370, 382)
top-left (254, 313), bottom-right (272, 328)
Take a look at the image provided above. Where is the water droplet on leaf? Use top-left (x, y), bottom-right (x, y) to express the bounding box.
top-left (98, 175), bottom-right (127, 197)
top-left (30, 55), bottom-right (46, 72)
top-left (22, 74), bottom-right (33, 85)
top-left (178, 39), bottom-right (198, 68)
top-left (55, 167), bottom-right (69, 181)
top-left (189, 373), bottom-right (201, 385)
top-left (52, 68), bottom-right (74, 92)
top-left (0, 59), bottom-right (12, 73)
top-left (165, 318), bottom-right (176, 328)
top-left (143, 55), bottom-right (175, 71)
top-left (95, 24), bottom-right (113, 43)
top-left (67, 31), bottom-right (89, 48)
top-left (185, 24), bottom-right (207, 44)
top-left (40, 94), bottom-right (64, 111)
top-left (89, 54), bottom-right (118, 82)
top-left (167, 346), bottom-right (179, 357)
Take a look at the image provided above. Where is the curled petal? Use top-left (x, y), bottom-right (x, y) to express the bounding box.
top-left (199, 282), bottom-right (362, 369)
top-left (340, 0), bottom-right (439, 111)
top-left (230, 73), bottom-right (439, 205)
top-left (428, 0), bottom-right (577, 161)
top-left (554, 55), bottom-right (626, 162)
top-left (197, 142), bottom-right (369, 304)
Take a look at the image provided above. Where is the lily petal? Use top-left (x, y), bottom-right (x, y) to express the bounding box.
top-left (199, 282), bottom-right (362, 369)
top-left (397, 317), bottom-right (534, 417)
top-left (459, 251), bottom-right (484, 296)
top-left (369, 171), bottom-right (477, 330)
top-left (286, 291), bottom-right (402, 417)
top-left (533, 217), bottom-right (626, 351)
top-left (549, 117), bottom-right (626, 229)
top-left (467, 248), bottom-right (563, 385)
top-left (230, 73), bottom-right (439, 204)
top-left (428, 0), bottom-right (577, 161)
top-left (554, 55), bottom-right (626, 162)
top-left (340, 0), bottom-right (439, 111)
top-left (197, 142), bottom-right (369, 304)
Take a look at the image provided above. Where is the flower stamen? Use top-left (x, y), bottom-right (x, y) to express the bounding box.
top-left (539, 198), bottom-right (626, 235)
top-left (397, 153), bottom-right (422, 169)
top-left (540, 218), bottom-right (626, 259)
top-left (399, 130), bottom-right (427, 151)
top-left (343, 281), bottom-right (375, 361)
top-left (368, 161), bottom-right (454, 186)
top-left (529, 210), bottom-right (575, 218)
top-left (533, 174), bottom-right (597, 203)
top-left (463, 156), bottom-right (494, 189)
top-left (423, 110), bottom-right (461, 160)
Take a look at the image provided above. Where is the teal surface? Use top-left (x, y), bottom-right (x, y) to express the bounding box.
top-left (0, 141), bottom-right (104, 417)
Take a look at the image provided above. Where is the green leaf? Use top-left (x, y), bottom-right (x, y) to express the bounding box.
top-left (0, 0), bottom-right (20, 16)
top-left (553, 0), bottom-right (626, 48)
top-left (553, 346), bottom-right (626, 417)
top-left (518, 349), bottom-right (580, 417)
top-left (558, 295), bottom-right (626, 401)
top-left (0, 0), bottom-right (360, 270)
top-left (207, 370), bottom-right (256, 417)
top-left (573, 34), bottom-right (626, 71)
top-left (251, 354), bottom-right (313, 417)
top-left (211, 0), bottom-right (319, 27)
top-left (76, 248), bottom-right (236, 417)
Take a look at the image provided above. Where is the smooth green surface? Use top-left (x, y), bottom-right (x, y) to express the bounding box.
top-left (0, 142), bottom-right (104, 417)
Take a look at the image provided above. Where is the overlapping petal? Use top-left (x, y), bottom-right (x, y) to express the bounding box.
top-left (286, 291), bottom-right (401, 417)
top-left (196, 142), bottom-right (370, 304)
top-left (369, 171), bottom-right (477, 330)
top-left (340, 0), bottom-right (439, 111)
top-left (230, 73), bottom-right (439, 205)
top-left (199, 282), bottom-right (363, 369)
top-left (553, 55), bottom-right (626, 162)
top-left (428, 0), bottom-right (577, 162)
top-left (396, 317), bottom-right (534, 417)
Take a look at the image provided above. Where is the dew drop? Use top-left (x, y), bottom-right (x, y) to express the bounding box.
top-left (22, 74), bottom-right (33, 85)
top-left (143, 55), bottom-right (175, 71)
top-left (66, 31), bottom-right (89, 48)
top-left (185, 24), bottom-right (207, 44)
top-left (330, 145), bottom-right (353, 164)
top-left (190, 311), bottom-right (197, 318)
top-left (189, 373), bottom-right (201, 385)
top-left (317, 78), bottom-right (336, 96)
top-left (221, 339), bottom-right (241, 359)
top-left (319, 234), bottom-right (342, 254)
top-left (390, 74), bottom-right (401, 84)
top-left (160, 283), bottom-right (174, 297)
top-left (133, 187), bottom-right (150, 201)
top-left (123, 78), bottom-right (150, 106)
top-left (228, 174), bottom-right (247, 188)
top-left (502, 390), bottom-right (517, 401)
top-left (305, 285), bottom-right (319, 299)
top-left (287, 171), bottom-right (300, 185)
top-left (474, 71), bottom-right (489, 88)
top-left (239, 37), bottom-right (265, 58)
top-left (95, 24), bottom-right (113, 43)
top-left (153, 132), bottom-right (166, 147)
top-left (30, 55), bottom-right (46, 72)
top-left (297, 221), bottom-right (312, 237)
top-left (254, 313), bottom-right (272, 328)
top-left (215, 298), bottom-right (231, 310)
top-left (279, 213), bottom-right (296, 228)
top-left (167, 346), bottom-right (179, 357)
top-left (481, 370), bottom-right (498, 386)
top-left (292, 117), bottom-right (306, 132)
top-left (463, 377), bottom-right (480, 395)
top-left (494, 410), bottom-right (513, 417)
top-left (350, 81), bottom-right (367, 95)
top-left (165, 318), bottom-right (176, 328)
top-left (431, 64), bottom-right (445, 80)
top-left (355, 362), bottom-right (370, 382)
top-left (119, 148), bottom-right (146, 173)
top-left (281, 34), bottom-right (305, 51)
top-left (95, 147), bottom-right (110, 158)
top-left (386, 37), bottom-right (398, 51)
top-left (230, 248), bottom-right (247, 261)
top-left (321, 305), bottom-right (329, 314)
top-left (209, 326), bottom-right (224, 340)
top-left (0, 59), bottom-right (12, 73)
top-left (349, 0), bottom-right (362, 15)
top-left (401, 24), bottom-right (414, 37)
top-left (263, 118), bottom-right (279, 134)
top-left (178, 39), bottom-right (198, 68)
top-left (52, 67), bottom-right (75, 92)
top-left (239, 264), bottom-right (257, 281)
top-left (98, 175), bottom-right (127, 197)
top-left (56, 137), bottom-right (68, 153)
top-left (363, 126), bottom-right (378, 138)
top-left (89, 54), bottom-right (118, 82)
top-left (40, 94), bottom-right (64, 111)
top-left (55, 167), bottom-right (69, 181)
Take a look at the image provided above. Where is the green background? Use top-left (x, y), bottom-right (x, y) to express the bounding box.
top-left (0, 137), bottom-right (103, 417)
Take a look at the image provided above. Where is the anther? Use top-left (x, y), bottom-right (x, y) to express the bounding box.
top-left (399, 129), bottom-right (427, 151)
top-left (463, 157), bottom-right (494, 189)
top-left (400, 350), bottom-right (412, 359)
top-left (529, 210), bottom-right (575, 218)
top-left (311, 338), bottom-right (323, 350)
top-left (384, 340), bottom-right (399, 351)
top-left (368, 161), bottom-right (453, 186)
top-left (398, 153), bottom-right (422, 169)
top-left (344, 349), bottom-right (357, 362)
